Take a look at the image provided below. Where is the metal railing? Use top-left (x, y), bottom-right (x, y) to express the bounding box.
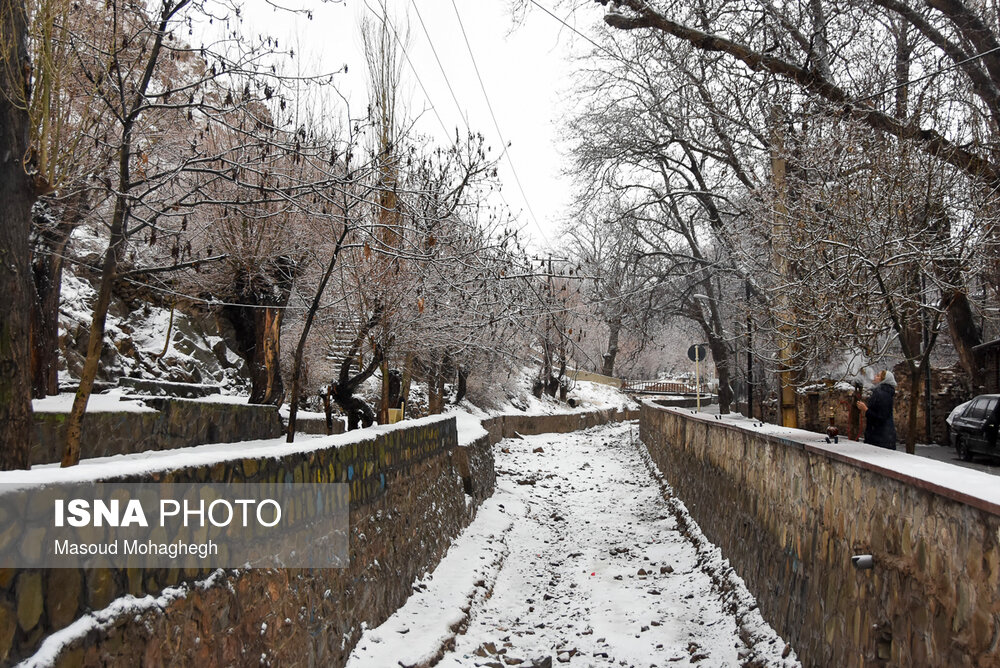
top-left (621, 380), bottom-right (698, 395)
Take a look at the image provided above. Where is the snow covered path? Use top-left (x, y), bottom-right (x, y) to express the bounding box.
top-left (348, 422), bottom-right (798, 668)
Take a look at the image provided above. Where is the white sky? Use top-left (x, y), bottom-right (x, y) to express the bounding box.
top-left (236, 0), bottom-right (601, 249)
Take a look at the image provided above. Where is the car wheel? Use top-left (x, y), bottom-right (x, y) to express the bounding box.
top-left (957, 436), bottom-right (973, 462)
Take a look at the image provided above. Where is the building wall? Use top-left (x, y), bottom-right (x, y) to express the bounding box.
top-left (641, 401), bottom-right (1000, 668)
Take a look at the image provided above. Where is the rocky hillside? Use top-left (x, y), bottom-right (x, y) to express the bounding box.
top-left (58, 270), bottom-right (250, 394)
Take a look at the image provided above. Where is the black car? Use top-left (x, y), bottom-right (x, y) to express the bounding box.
top-left (950, 394), bottom-right (1000, 461)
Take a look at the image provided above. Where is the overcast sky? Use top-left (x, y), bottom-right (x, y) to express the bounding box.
top-left (237, 0), bottom-right (601, 249)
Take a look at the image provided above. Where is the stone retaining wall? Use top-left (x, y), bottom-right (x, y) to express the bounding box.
top-left (640, 401), bottom-right (1000, 668)
top-left (482, 407), bottom-right (638, 442)
top-left (30, 398), bottom-right (283, 465)
top-left (10, 405), bottom-right (637, 667)
top-left (4, 416), bottom-right (491, 667)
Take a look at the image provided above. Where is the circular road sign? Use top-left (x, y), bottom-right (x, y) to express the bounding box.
top-left (687, 344), bottom-right (707, 362)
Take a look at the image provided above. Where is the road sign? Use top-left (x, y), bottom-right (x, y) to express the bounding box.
top-left (688, 344), bottom-right (707, 412)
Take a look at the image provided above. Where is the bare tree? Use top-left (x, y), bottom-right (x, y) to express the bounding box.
top-left (590, 0), bottom-right (1000, 385)
top-left (59, 0), bottom-right (341, 465)
top-left (0, 0), bottom-right (35, 469)
top-left (563, 202), bottom-right (664, 377)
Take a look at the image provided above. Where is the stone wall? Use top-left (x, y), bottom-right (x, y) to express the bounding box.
top-left (640, 401), bottom-right (1000, 668)
top-left (293, 414), bottom-right (346, 435)
top-left (795, 366), bottom-right (971, 447)
top-left (10, 405), bottom-right (637, 667)
top-left (7, 402), bottom-right (638, 666)
top-left (4, 416), bottom-right (492, 667)
top-left (567, 368), bottom-right (623, 389)
top-left (30, 398), bottom-right (283, 465)
top-left (482, 407), bottom-right (638, 441)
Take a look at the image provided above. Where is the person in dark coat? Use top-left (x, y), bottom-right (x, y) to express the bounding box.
top-left (857, 370), bottom-right (898, 449)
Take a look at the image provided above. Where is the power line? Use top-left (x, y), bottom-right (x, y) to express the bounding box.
top-left (449, 0), bottom-right (549, 244)
top-left (857, 44), bottom-right (1000, 102)
top-left (364, 0), bottom-right (452, 140)
top-left (367, 0), bottom-right (529, 241)
top-left (409, 0), bottom-right (470, 133)
top-left (528, 0), bottom-right (608, 57)
top-left (534, 0), bottom-right (1000, 111)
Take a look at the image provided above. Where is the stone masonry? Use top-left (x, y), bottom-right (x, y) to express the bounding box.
top-left (641, 401), bottom-right (1000, 668)
top-left (7, 406), bottom-right (636, 667)
top-left (30, 398), bottom-right (284, 465)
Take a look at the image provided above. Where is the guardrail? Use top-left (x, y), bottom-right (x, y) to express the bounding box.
top-left (621, 380), bottom-right (698, 394)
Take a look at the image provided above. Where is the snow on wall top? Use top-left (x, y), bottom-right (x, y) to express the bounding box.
top-left (1, 414), bottom-right (456, 489)
top-left (32, 390), bottom-right (157, 413)
top-left (647, 401), bottom-right (1000, 517)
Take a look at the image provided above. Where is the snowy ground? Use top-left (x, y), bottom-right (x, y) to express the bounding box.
top-left (690, 403), bottom-right (1000, 477)
top-left (913, 442), bottom-right (1000, 475)
top-left (348, 422), bottom-right (798, 668)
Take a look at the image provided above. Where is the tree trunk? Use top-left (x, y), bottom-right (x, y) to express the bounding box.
top-left (944, 289), bottom-right (985, 391)
top-left (260, 307), bottom-right (284, 404)
top-left (706, 336), bottom-right (734, 414)
top-left (286, 229), bottom-right (348, 442)
top-left (0, 0), bottom-right (36, 470)
top-left (387, 369), bottom-right (402, 408)
top-left (322, 388), bottom-right (335, 435)
top-left (905, 364), bottom-right (920, 455)
top-left (30, 214), bottom-right (73, 397)
top-left (455, 364), bottom-right (469, 404)
top-left (62, 195), bottom-right (128, 467)
top-left (428, 357), bottom-right (445, 414)
top-left (332, 388), bottom-right (376, 430)
top-left (601, 318), bottom-right (621, 377)
top-left (532, 377), bottom-right (544, 398)
top-left (61, 0), bottom-right (178, 467)
top-left (223, 259), bottom-right (295, 408)
top-left (226, 302), bottom-right (286, 406)
top-left (400, 353), bottom-right (414, 414)
top-left (331, 306), bottom-right (384, 430)
top-left (378, 360), bottom-right (390, 423)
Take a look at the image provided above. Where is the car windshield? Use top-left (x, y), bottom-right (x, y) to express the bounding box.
top-left (969, 399), bottom-right (989, 419)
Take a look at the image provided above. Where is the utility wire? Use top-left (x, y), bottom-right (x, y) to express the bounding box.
top-left (367, 0), bottom-right (529, 245)
top-left (365, 0), bottom-right (453, 141)
top-left (528, 0), bottom-right (608, 56)
top-left (857, 44), bottom-right (1000, 102)
top-left (533, 0), bottom-right (1000, 109)
top-left (409, 0), bottom-right (470, 133)
top-left (449, 0), bottom-right (549, 244)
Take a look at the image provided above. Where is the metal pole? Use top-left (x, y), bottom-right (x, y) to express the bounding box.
top-left (922, 274), bottom-right (932, 442)
top-left (746, 280), bottom-right (753, 420)
top-left (696, 350), bottom-right (701, 412)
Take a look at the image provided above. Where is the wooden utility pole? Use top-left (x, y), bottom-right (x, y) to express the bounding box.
top-left (770, 109), bottom-right (798, 428)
